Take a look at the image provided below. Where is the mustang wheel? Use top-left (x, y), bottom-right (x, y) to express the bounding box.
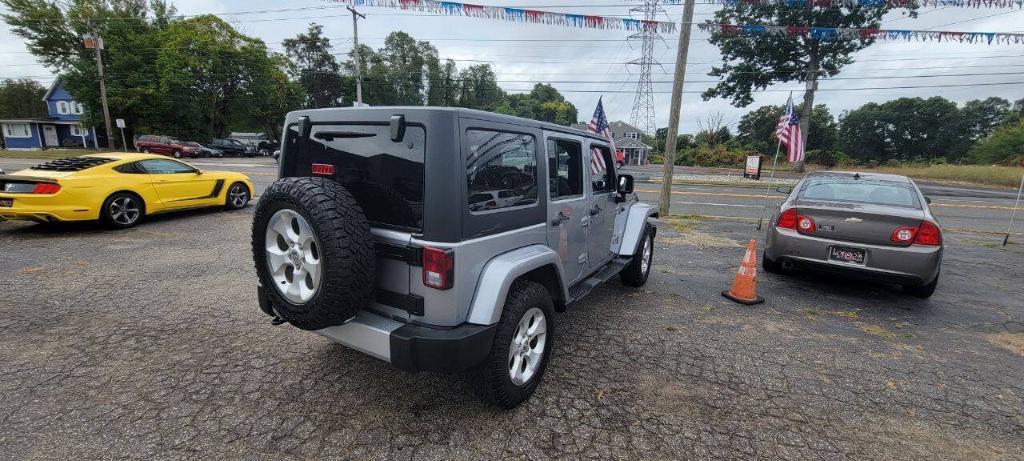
top-left (101, 192), bottom-right (144, 229)
top-left (251, 177), bottom-right (375, 330)
top-left (478, 280), bottom-right (554, 409)
top-left (225, 182), bottom-right (249, 210)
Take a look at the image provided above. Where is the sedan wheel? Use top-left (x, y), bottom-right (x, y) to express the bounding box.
top-left (102, 193), bottom-right (143, 229)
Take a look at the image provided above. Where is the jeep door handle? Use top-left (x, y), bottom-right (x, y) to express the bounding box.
top-left (551, 212), bottom-right (570, 226)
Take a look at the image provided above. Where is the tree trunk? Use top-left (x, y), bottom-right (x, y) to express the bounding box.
top-left (795, 48), bottom-right (818, 173)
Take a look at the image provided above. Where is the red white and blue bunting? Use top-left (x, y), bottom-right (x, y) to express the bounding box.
top-left (323, 0), bottom-right (678, 33)
top-left (699, 23), bottom-right (1024, 44)
top-left (665, 0), bottom-right (1022, 7)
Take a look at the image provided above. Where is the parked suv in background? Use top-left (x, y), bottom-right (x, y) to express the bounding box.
top-left (230, 132), bottom-right (279, 156)
top-left (210, 138), bottom-right (256, 157)
top-left (134, 135), bottom-right (200, 158)
top-left (252, 107), bottom-right (658, 408)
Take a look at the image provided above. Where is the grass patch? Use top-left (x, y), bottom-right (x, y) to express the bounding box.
top-left (868, 164), bottom-right (1024, 188)
top-left (801, 307), bottom-right (822, 317)
top-left (987, 332), bottom-right (1024, 356)
top-left (832, 310), bottom-right (860, 319)
top-left (661, 214), bottom-right (705, 232)
top-left (860, 323), bottom-right (897, 339)
top-left (1, 149), bottom-right (100, 161)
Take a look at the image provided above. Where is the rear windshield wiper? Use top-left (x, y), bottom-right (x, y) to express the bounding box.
top-left (314, 131), bottom-right (376, 141)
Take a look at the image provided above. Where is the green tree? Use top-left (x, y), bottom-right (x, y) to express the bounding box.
top-left (702, 2), bottom-right (910, 170)
top-left (838, 97), bottom-right (967, 163)
top-left (736, 103), bottom-right (837, 154)
top-left (0, 78), bottom-right (48, 119)
top-left (283, 23), bottom-right (345, 109)
top-left (456, 64), bottom-right (504, 111)
top-left (959, 97), bottom-right (1011, 143)
top-left (496, 84), bottom-right (577, 126)
top-left (970, 119), bottom-right (1024, 166)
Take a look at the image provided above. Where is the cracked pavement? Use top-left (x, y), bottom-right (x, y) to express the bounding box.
top-left (1, 208), bottom-right (1022, 459)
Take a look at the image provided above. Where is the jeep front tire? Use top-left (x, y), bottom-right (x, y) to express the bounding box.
top-left (478, 280), bottom-right (555, 409)
top-left (252, 177), bottom-right (375, 330)
top-left (620, 225), bottom-right (654, 287)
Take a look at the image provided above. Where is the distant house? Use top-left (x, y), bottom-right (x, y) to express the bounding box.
top-left (571, 120), bottom-right (652, 165)
top-left (0, 78), bottom-right (99, 150)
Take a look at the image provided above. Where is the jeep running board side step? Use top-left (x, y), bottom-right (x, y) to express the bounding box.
top-left (566, 257), bottom-right (631, 304)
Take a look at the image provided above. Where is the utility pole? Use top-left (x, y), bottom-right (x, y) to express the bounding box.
top-left (658, 0), bottom-right (696, 216)
top-left (88, 25), bottom-right (114, 149)
top-left (347, 6), bottom-right (366, 105)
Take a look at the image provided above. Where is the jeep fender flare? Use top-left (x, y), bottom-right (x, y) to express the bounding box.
top-left (466, 245), bottom-right (569, 326)
top-left (616, 203), bottom-right (659, 256)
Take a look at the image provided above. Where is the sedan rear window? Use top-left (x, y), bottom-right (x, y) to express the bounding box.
top-left (799, 179), bottom-right (920, 208)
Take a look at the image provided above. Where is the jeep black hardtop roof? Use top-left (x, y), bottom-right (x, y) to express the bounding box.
top-left (288, 106), bottom-right (610, 144)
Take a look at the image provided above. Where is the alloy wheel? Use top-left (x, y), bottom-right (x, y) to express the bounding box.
top-left (640, 235), bottom-right (652, 276)
top-left (264, 209), bottom-right (322, 304)
top-left (109, 196), bottom-right (140, 226)
top-left (508, 307), bottom-right (548, 386)
top-left (229, 185), bottom-right (248, 208)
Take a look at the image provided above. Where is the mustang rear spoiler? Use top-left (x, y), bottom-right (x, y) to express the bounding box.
top-left (0, 174), bottom-right (59, 183)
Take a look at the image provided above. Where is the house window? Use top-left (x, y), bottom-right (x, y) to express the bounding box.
top-left (2, 123), bottom-right (32, 138)
top-left (73, 102), bottom-right (84, 114)
top-left (625, 132), bottom-right (638, 140)
top-left (70, 125), bottom-right (88, 137)
top-left (56, 101), bottom-right (69, 114)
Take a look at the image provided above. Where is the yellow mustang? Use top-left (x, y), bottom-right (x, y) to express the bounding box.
top-left (0, 153), bottom-right (254, 228)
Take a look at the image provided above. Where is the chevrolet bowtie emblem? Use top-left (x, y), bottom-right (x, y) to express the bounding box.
top-left (845, 217), bottom-right (863, 223)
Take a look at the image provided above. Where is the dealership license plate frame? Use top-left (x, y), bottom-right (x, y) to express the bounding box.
top-left (0, 198), bottom-right (13, 208)
top-left (828, 245), bottom-right (866, 265)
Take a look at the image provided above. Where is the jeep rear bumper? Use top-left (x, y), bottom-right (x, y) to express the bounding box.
top-left (258, 285), bottom-right (496, 373)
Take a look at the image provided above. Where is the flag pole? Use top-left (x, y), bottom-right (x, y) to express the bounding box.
top-left (1004, 173), bottom-right (1024, 246)
top-left (756, 138), bottom-right (784, 231)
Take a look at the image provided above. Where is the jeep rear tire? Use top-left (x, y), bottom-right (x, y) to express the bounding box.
top-left (252, 177), bottom-right (375, 330)
top-left (478, 280), bottom-right (555, 409)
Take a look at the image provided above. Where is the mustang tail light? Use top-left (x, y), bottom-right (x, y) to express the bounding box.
top-left (32, 183), bottom-right (61, 194)
top-left (776, 208), bottom-right (815, 234)
top-left (422, 246), bottom-right (454, 290)
top-left (914, 220), bottom-right (942, 246)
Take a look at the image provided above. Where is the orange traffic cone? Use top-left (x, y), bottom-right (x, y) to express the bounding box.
top-left (722, 239), bottom-right (765, 305)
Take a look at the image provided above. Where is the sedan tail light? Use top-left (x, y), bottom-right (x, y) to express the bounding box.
top-left (891, 226), bottom-right (918, 243)
top-left (914, 220), bottom-right (942, 246)
top-left (32, 183), bottom-right (61, 194)
top-left (776, 208), bottom-right (815, 234)
top-left (422, 246), bottom-right (454, 290)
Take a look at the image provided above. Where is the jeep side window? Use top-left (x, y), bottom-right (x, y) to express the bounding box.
top-left (590, 144), bottom-right (615, 193)
top-left (465, 129), bottom-right (537, 213)
top-left (547, 139), bottom-right (582, 200)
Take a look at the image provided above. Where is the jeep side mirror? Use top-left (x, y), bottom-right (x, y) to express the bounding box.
top-left (775, 185), bottom-right (792, 194)
top-left (390, 114), bottom-right (406, 142)
top-left (617, 174), bottom-right (634, 195)
top-left (297, 115), bottom-right (311, 140)
top-left (925, 196), bottom-right (932, 204)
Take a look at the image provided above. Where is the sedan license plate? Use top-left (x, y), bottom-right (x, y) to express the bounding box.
top-left (828, 245), bottom-right (865, 265)
top-left (0, 198), bottom-right (12, 208)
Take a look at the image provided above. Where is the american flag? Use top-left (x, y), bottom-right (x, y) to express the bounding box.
top-left (775, 95), bottom-right (805, 163)
top-left (587, 98), bottom-right (616, 175)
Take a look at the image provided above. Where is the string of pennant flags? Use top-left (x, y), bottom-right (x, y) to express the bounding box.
top-left (665, 0), bottom-right (1023, 7)
top-left (699, 23), bottom-right (1024, 44)
top-left (322, 0), bottom-right (678, 33)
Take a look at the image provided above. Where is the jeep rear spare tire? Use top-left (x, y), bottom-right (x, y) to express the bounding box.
top-left (252, 177), bottom-right (375, 330)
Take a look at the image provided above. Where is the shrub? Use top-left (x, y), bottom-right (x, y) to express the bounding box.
top-left (805, 150), bottom-right (851, 168)
top-left (970, 120), bottom-right (1024, 166)
top-left (678, 145), bottom-right (750, 168)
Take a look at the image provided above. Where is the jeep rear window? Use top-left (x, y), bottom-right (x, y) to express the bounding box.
top-left (304, 124), bottom-right (425, 231)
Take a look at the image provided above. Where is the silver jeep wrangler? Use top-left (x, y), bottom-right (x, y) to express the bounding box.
top-left (253, 107), bottom-right (658, 408)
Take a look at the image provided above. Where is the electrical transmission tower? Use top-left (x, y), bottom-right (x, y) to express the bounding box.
top-left (628, 0), bottom-right (664, 136)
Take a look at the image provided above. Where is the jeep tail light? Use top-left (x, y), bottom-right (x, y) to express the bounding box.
top-left (891, 226), bottom-right (918, 243)
top-left (914, 220), bottom-right (941, 246)
top-left (776, 208), bottom-right (798, 229)
top-left (422, 246), bottom-right (454, 290)
top-left (311, 163), bottom-right (334, 176)
top-left (32, 183), bottom-right (61, 194)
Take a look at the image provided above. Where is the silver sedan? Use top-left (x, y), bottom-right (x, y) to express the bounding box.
top-left (763, 171), bottom-right (942, 298)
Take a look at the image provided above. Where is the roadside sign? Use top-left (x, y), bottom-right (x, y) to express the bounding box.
top-left (116, 118), bottom-right (126, 129)
top-left (744, 155), bottom-right (763, 180)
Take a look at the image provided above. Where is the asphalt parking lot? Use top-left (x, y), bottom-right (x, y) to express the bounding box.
top-left (1, 158), bottom-right (1023, 459)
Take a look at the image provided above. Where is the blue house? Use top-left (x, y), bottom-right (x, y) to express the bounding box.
top-left (0, 78), bottom-right (99, 150)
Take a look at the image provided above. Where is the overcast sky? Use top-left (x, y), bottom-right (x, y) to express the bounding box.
top-left (3, 0), bottom-right (1023, 134)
